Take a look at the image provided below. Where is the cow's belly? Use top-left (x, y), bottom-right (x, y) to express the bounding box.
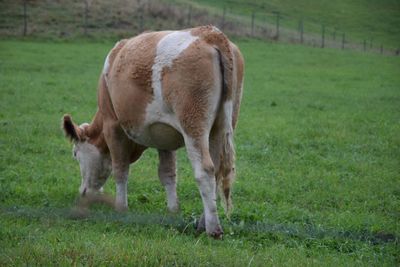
top-left (125, 122), bottom-right (184, 151)
top-left (148, 122), bottom-right (184, 150)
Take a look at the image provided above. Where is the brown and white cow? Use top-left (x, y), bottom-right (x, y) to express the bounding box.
top-left (62, 25), bottom-right (244, 238)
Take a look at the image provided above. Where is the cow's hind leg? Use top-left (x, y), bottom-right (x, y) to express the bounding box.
top-left (158, 150), bottom-right (179, 213)
top-left (196, 130), bottom-right (226, 233)
top-left (184, 136), bottom-right (223, 238)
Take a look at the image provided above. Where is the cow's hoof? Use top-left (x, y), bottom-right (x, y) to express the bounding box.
top-left (168, 204), bottom-right (180, 214)
top-left (196, 214), bottom-right (206, 233)
top-left (209, 226), bottom-right (224, 240)
top-left (69, 206), bottom-right (89, 219)
top-left (115, 204), bottom-right (128, 212)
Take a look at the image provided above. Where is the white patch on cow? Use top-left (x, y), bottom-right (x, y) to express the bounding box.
top-left (126, 31), bottom-right (199, 145)
top-left (183, 136), bottom-right (205, 181)
top-left (152, 31), bottom-right (199, 102)
top-left (74, 141), bottom-right (111, 195)
top-left (164, 183), bottom-right (179, 212)
top-left (79, 122), bottom-right (90, 130)
top-left (102, 54), bottom-right (110, 76)
top-left (223, 100), bottom-right (233, 126)
top-left (211, 26), bottom-right (222, 33)
top-left (183, 135), bottom-right (220, 234)
top-left (115, 180), bottom-right (128, 209)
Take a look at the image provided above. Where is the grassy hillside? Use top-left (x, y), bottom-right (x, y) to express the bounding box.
top-left (0, 0), bottom-right (191, 39)
top-left (1, 0), bottom-right (398, 53)
top-left (182, 0), bottom-right (400, 49)
top-left (0, 38), bottom-right (399, 265)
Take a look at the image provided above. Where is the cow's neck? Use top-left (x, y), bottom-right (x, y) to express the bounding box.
top-left (87, 110), bottom-right (109, 154)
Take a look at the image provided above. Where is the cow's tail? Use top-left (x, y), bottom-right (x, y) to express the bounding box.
top-left (202, 26), bottom-right (236, 217)
top-left (217, 99), bottom-right (236, 218)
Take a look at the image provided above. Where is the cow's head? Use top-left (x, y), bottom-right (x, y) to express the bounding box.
top-left (62, 114), bottom-right (111, 196)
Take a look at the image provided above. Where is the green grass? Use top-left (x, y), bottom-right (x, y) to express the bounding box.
top-left (0, 39), bottom-right (399, 266)
top-left (184, 0), bottom-right (400, 49)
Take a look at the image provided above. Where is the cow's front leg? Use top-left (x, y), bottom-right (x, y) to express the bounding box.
top-left (104, 121), bottom-right (133, 212)
top-left (158, 150), bottom-right (179, 213)
top-left (113, 163), bottom-right (129, 212)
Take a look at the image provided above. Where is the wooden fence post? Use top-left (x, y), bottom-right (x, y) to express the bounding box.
top-left (321, 25), bottom-right (325, 48)
top-left (263, 15), bottom-right (267, 38)
top-left (251, 11), bottom-right (255, 36)
top-left (299, 19), bottom-right (303, 43)
top-left (23, 0), bottom-right (27, 36)
top-left (221, 7), bottom-right (226, 30)
top-left (187, 5), bottom-right (192, 26)
top-left (139, 13), bottom-right (144, 32)
top-left (273, 11), bottom-right (280, 40)
top-left (83, 0), bottom-right (89, 36)
top-left (341, 33), bottom-right (345, 49)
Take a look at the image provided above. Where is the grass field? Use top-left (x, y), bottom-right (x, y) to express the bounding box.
top-left (0, 38), bottom-right (399, 266)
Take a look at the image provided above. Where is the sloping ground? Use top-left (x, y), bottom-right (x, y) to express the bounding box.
top-left (0, 0), bottom-right (232, 39)
top-left (182, 0), bottom-right (400, 50)
top-left (1, 0), bottom-right (398, 55)
top-left (0, 0), bottom-right (189, 39)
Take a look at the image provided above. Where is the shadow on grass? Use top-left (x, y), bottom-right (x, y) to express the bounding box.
top-left (1, 205), bottom-right (397, 247)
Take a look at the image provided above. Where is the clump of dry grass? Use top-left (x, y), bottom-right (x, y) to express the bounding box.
top-left (69, 191), bottom-right (115, 219)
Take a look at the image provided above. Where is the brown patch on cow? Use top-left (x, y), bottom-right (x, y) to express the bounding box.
top-left (161, 40), bottom-right (219, 138)
top-left (104, 39), bottom-right (128, 80)
top-left (106, 32), bottom-right (169, 130)
top-left (88, 39), bottom-right (152, 164)
top-left (85, 76), bottom-right (115, 154)
top-left (191, 25), bottom-right (234, 101)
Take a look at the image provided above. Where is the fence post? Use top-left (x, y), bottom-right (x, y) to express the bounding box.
top-left (341, 33), bottom-right (345, 49)
top-left (273, 11), bottom-right (280, 40)
top-left (221, 7), bottom-right (226, 30)
top-left (23, 0), bottom-right (27, 36)
top-left (321, 25), bottom-right (325, 48)
top-left (263, 15), bottom-right (267, 38)
top-left (187, 5), bottom-right (192, 26)
top-left (83, 0), bottom-right (89, 36)
top-left (139, 13), bottom-right (144, 32)
top-left (251, 11), bottom-right (255, 36)
top-left (137, 0), bottom-right (144, 33)
top-left (299, 19), bottom-right (303, 43)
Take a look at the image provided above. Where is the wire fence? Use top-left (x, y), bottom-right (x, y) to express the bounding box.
top-left (1, 0), bottom-right (398, 56)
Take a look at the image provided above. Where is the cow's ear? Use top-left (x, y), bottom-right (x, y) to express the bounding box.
top-left (62, 114), bottom-right (83, 142)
